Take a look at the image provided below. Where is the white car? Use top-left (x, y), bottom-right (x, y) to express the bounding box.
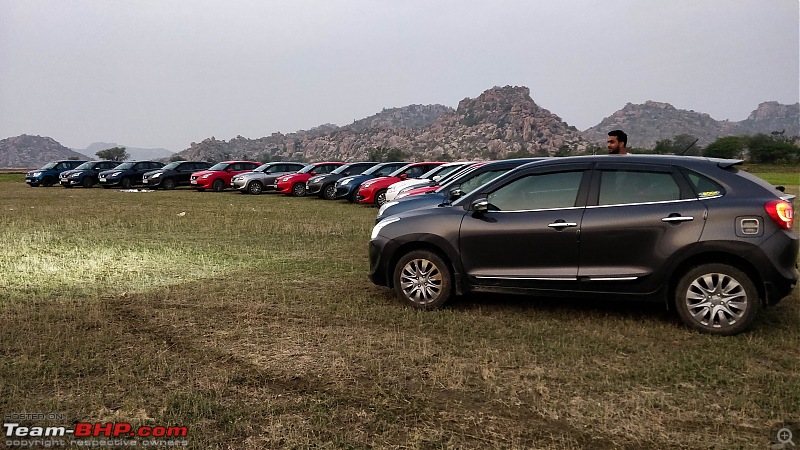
top-left (384, 161), bottom-right (473, 201)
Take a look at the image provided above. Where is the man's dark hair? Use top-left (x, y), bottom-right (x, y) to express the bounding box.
top-left (608, 130), bottom-right (627, 146)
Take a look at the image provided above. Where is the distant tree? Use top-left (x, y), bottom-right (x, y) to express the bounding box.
top-left (96, 146), bottom-right (129, 161)
top-left (747, 133), bottom-right (798, 164)
top-left (68, 156), bottom-right (81, 160)
top-left (653, 138), bottom-right (674, 154)
top-left (704, 136), bottom-right (745, 159)
top-left (366, 146), bottom-right (406, 162)
top-left (653, 134), bottom-right (699, 155)
top-left (169, 154), bottom-right (186, 162)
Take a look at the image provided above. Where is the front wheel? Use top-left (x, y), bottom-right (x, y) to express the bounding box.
top-left (247, 181), bottom-right (263, 195)
top-left (212, 179), bottom-right (225, 192)
top-left (374, 189), bottom-right (388, 206)
top-left (291, 182), bottom-right (306, 197)
top-left (393, 250), bottom-right (452, 309)
top-left (120, 177), bottom-right (132, 189)
top-left (674, 264), bottom-right (760, 336)
top-left (161, 178), bottom-right (176, 190)
top-left (321, 184), bottom-right (337, 200)
top-left (81, 177), bottom-right (94, 188)
top-left (41, 177), bottom-right (55, 187)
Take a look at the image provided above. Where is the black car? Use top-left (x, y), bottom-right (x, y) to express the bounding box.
top-left (142, 161), bottom-right (212, 189)
top-left (306, 162), bottom-right (379, 199)
top-left (98, 161), bottom-right (165, 189)
top-left (369, 155), bottom-right (798, 335)
top-left (59, 160), bottom-right (120, 188)
top-left (376, 158), bottom-right (540, 223)
top-left (333, 161), bottom-right (409, 202)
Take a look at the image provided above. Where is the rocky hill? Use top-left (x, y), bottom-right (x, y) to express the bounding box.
top-left (0, 134), bottom-right (89, 168)
top-left (582, 101), bottom-right (799, 149)
top-left (177, 86), bottom-right (591, 162)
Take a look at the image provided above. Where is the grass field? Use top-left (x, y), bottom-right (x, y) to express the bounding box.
top-left (1, 167), bottom-right (798, 449)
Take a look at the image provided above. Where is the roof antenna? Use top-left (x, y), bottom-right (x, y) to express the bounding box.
top-left (678, 138), bottom-right (700, 155)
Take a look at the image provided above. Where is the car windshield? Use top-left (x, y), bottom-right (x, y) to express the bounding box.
top-left (254, 163), bottom-right (275, 172)
top-left (74, 162), bottom-right (95, 170)
top-left (362, 164), bottom-right (394, 176)
top-left (388, 164), bottom-right (415, 177)
top-left (207, 163), bottom-right (229, 171)
top-left (161, 162), bottom-right (182, 170)
top-left (114, 162), bottom-right (135, 170)
top-left (297, 165), bottom-right (316, 174)
top-left (41, 162), bottom-right (58, 169)
top-left (329, 164), bottom-right (355, 175)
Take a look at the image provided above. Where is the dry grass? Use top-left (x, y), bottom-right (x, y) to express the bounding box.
top-left (0, 173), bottom-right (798, 449)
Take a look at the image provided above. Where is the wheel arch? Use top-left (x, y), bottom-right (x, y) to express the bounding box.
top-left (668, 251), bottom-right (766, 309)
top-left (385, 237), bottom-right (464, 295)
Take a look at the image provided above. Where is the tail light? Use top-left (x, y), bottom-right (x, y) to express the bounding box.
top-left (765, 200), bottom-right (793, 230)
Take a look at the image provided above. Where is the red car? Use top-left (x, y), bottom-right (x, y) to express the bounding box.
top-left (275, 162), bottom-right (345, 197)
top-left (190, 160), bottom-right (261, 191)
top-left (356, 162), bottom-right (445, 206)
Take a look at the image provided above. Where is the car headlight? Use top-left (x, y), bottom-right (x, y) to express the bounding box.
top-left (281, 176), bottom-right (291, 182)
top-left (371, 217), bottom-right (400, 240)
top-left (32, 172), bottom-right (42, 177)
top-left (339, 177), bottom-right (353, 185)
top-left (111, 172), bottom-right (121, 177)
top-left (201, 173), bottom-right (212, 179)
top-left (151, 172), bottom-right (162, 178)
top-left (69, 172), bottom-right (80, 178)
top-left (378, 201), bottom-right (398, 216)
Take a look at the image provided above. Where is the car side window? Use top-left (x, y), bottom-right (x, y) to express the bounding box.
top-left (683, 170), bottom-right (725, 198)
top-left (404, 166), bottom-right (424, 178)
top-left (487, 171), bottom-right (584, 211)
top-left (598, 170), bottom-right (681, 205)
top-left (460, 169), bottom-right (512, 194)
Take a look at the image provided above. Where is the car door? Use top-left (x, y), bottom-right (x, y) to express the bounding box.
top-left (577, 162), bottom-right (707, 294)
top-left (458, 164), bottom-right (591, 290)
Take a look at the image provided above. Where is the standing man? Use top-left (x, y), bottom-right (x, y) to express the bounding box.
top-left (607, 130), bottom-right (628, 155)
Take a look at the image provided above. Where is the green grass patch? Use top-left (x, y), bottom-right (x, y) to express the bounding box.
top-left (0, 172), bottom-right (798, 449)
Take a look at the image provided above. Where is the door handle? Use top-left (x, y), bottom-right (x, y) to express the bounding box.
top-left (661, 215), bottom-right (694, 223)
top-left (548, 221), bottom-right (578, 229)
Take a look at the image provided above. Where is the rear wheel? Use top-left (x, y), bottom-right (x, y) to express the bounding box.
top-left (674, 264), bottom-right (760, 335)
top-left (393, 250), bottom-right (452, 309)
top-left (291, 182), bottom-right (306, 197)
top-left (161, 178), bottom-right (176, 190)
top-left (212, 179), bottom-right (225, 192)
top-left (375, 189), bottom-right (388, 206)
top-left (247, 181), bottom-right (263, 195)
top-left (81, 177), bottom-right (94, 188)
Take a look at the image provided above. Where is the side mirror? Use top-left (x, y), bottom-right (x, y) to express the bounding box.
top-left (226, 168), bottom-right (232, 172)
top-left (432, 175), bottom-right (442, 182)
top-left (449, 188), bottom-right (464, 202)
top-left (471, 199), bottom-right (489, 215)
top-left (399, 174), bottom-right (408, 180)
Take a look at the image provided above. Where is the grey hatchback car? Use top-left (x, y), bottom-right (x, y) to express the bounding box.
top-left (369, 155), bottom-right (798, 335)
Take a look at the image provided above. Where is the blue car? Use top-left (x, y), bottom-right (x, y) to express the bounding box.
top-left (25, 160), bottom-right (86, 187)
top-left (375, 158), bottom-right (540, 223)
top-left (59, 160), bottom-right (121, 188)
top-left (333, 161), bottom-right (408, 202)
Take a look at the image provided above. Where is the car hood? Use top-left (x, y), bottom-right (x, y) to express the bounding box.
top-left (377, 192), bottom-right (449, 222)
top-left (192, 170), bottom-right (222, 177)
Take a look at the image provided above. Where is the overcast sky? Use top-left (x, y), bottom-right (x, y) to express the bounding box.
top-left (1, 0), bottom-right (798, 152)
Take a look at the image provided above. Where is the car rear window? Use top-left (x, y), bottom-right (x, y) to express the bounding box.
top-left (682, 169), bottom-right (726, 198)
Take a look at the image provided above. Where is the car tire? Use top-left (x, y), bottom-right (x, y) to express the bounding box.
top-left (41, 177), bottom-right (55, 187)
top-left (674, 263), bottom-right (760, 336)
top-left (291, 183), bottom-right (306, 197)
top-left (81, 177), bottom-right (94, 188)
top-left (161, 178), bottom-right (176, 190)
top-left (322, 184), bottom-right (336, 200)
top-left (247, 181), bottom-right (263, 195)
top-left (375, 189), bottom-right (388, 206)
top-left (120, 177), bottom-right (132, 189)
top-left (212, 179), bottom-right (225, 192)
top-left (393, 250), bottom-right (452, 309)
top-left (347, 190), bottom-right (357, 203)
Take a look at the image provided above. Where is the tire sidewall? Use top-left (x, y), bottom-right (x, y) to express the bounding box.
top-left (392, 250), bottom-right (452, 310)
top-left (674, 263), bottom-right (760, 336)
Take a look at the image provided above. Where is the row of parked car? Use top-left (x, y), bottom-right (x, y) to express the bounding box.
top-left (23, 155), bottom-right (798, 335)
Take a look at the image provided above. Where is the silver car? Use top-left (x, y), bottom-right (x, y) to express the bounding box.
top-left (230, 162), bottom-right (306, 194)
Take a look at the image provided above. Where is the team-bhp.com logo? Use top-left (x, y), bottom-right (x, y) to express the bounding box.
top-left (4, 421), bottom-right (188, 447)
